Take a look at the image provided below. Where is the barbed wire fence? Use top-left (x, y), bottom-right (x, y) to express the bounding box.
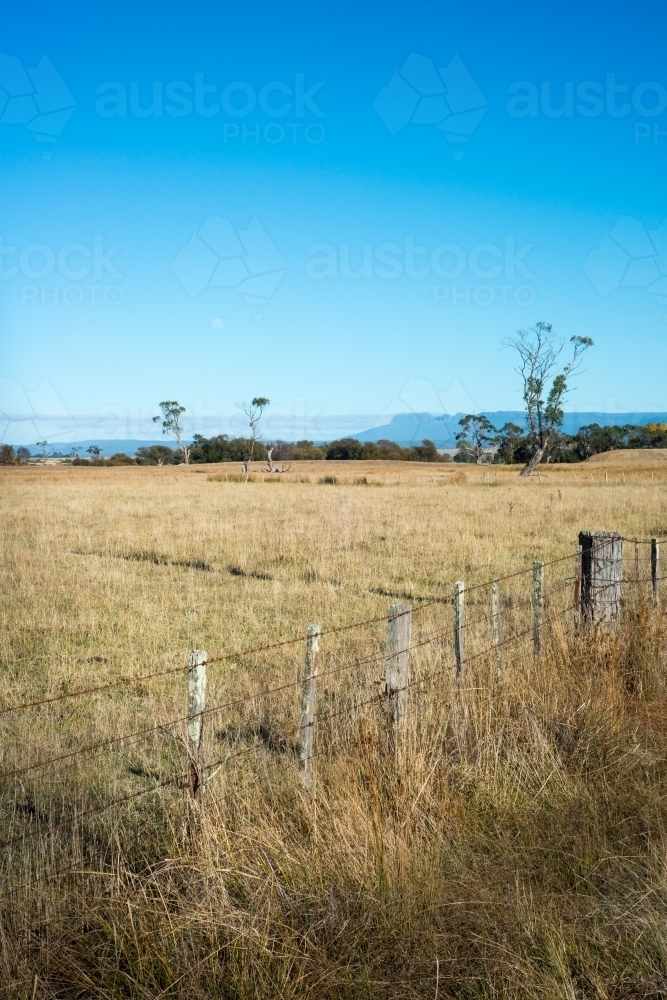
top-left (0, 532), bottom-right (663, 853)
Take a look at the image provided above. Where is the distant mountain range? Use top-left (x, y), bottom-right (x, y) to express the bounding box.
top-left (353, 412), bottom-right (667, 448)
top-left (22, 413), bottom-right (667, 456)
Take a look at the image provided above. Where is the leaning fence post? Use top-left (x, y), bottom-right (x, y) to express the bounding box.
top-left (491, 580), bottom-right (502, 682)
top-left (533, 561), bottom-right (544, 656)
top-left (385, 603), bottom-right (411, 749)
top-left (454, 581), bottom-right (465, 681)
top-left (579, 531), bottom-right (623, 626)
top-left (187, 650), bottom-right (207, 806)
top-left (651, 538), bottom-right (660, 607)
top-left (298, 625), bottom-right (320, 792)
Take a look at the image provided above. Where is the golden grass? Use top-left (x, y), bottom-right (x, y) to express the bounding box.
top-left (585, 447), bottom-right (667, 468)
top-left (1, 464), bottom-right (667, 997)
top-left (9, 447), bottom-right (667, 485)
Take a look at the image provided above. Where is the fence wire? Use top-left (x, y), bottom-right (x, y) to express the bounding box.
top-left (1, 537), bottom-right (663, 852)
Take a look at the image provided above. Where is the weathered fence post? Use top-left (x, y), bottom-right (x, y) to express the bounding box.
top-left (651, 538), bottom-right (660, 607)
top-left (385, 603), bottom-right (411, 749)
top-left (574, 544), bottom-right (583, 627)
top-left (533, 561), bottom-right (544, 656)
top-left (187, 650), bottom-right (207, 806)
top-left (579, 531), bottom-right (623, 626)
top-left (299, 625), bottom-right (321, 792)
top-left (491, 580), bottom-right (502, 682)
top-left (454, 581), bottom-right (465, 681)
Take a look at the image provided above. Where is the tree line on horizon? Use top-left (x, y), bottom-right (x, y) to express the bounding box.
top-left (4, 322), bottom-right (663, 470)
top-left (4, 418), bottom-right (667, 468)
top-left (456, 418), bottom-right (667, 465)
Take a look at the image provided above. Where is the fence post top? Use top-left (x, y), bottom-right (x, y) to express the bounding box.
top-left (388, 601), bottom-right (412, 615)
top-left (454, 580), bottom-right (465, 593)
top-left (187, 650), bottom-right (207, 668)
top-left (579, 530), bottom-right (623, 539)
top-left (307, 624), bottom-right (322, 637)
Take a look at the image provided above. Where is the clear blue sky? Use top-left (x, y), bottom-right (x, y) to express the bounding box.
top-left (2, 0), bottom-right (667, 444)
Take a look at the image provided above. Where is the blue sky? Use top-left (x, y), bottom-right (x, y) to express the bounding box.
top-left (2, 0), bottom-right (667, 444)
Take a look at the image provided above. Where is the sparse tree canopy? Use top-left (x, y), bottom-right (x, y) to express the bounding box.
top-left (237, 397), bottom-right (270, 469)
top-left (153, 401), bottom-right (191, 465)
top-left (505, 322), bottom-right (593, 477)
top-left (456, 414), bottom-right (497, 464)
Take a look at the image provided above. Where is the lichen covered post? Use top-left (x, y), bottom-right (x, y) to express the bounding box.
top-left (187, 650), bottom-right (207, 806)
top-left (299, 625), bottom-right (321, 792)
top-left (579, 531), bottom-right (623, 626)
top-left (385, 603), bottom-right (411, 753)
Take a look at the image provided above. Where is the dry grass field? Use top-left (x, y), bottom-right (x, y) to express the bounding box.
top-left (1, 452), bottom-right (667, 998)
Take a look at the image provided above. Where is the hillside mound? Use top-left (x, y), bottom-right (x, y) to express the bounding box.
top-left (585, 448), bottom-right (667, 465)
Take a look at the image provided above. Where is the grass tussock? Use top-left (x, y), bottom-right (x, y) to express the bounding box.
top-left (1, 472), bottom-right (667, 996)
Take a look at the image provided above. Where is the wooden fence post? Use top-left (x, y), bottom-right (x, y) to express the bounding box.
top-left (491, 580), bottom-right (502, 682)
top-left (299, 625), bottom-right (320, 792)
top-left (574, 544), bottom-right (582, 627)
top-left (454, 581), bottom-right (465, 681)
top-left (579, 531), bottom-right (623, 626)
top-left (385, 603), bottom-right (411, 747)
top-left (533, 561), bottom-right (544, 656)
top-left (651, 538), bottom-right (660, 607)
top-left (187, 650), bottom-right (207, 806)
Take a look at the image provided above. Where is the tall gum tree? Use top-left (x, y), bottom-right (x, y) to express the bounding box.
top-left (505, 322), bottom-right (593, 477)
top-left (153, 401), bottom-right (190, 464)
top-left (237, 396), bottom-right (270, 471)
